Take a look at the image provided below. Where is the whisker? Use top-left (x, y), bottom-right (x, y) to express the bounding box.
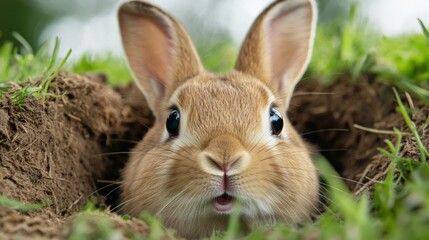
top-left (301, 128), bottom-right (349, 136)
top-left (292, 91), bottom-right (335, 97)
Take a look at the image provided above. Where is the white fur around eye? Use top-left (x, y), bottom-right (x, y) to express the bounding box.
top-left (162, 90), bottom-right (201, 150)
top-left (160, 129), bottom-right (170, 143)
top-left (249, 100), bottom-right (288, 148)
top-left (171, 132), bottom-right (197, 151)
top-left (168, 109), bottom-right (199, 151)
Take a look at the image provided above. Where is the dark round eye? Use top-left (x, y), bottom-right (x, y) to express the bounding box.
top-left (270, 108), bottom-right (283, 136)
top-left (166, 108), bottom-right (180, 137)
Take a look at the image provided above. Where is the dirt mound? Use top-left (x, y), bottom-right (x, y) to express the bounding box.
top-left (1, 73), bottom-right (120, 216)
top-left (0, 72), bottom-right (153, 239)
top-left (0, 72), bottom-right (426, 239)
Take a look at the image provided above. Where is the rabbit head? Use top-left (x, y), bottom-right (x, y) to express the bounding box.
top-left (118, 0), bottom-right (319, 238)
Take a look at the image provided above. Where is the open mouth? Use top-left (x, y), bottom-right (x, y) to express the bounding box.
top-left (213, 193), bottom-right (235, 213)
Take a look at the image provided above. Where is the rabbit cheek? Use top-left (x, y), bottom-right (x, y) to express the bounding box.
top-left (270, 146), bottom-right (319, 224)
top-left (230, 140), bottom-right (318, 225)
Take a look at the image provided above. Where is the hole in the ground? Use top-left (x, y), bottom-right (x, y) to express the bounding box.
top-left (97, 133), bottom-right (138, 209)
top-left (97, 84), bottom-right (154, 211)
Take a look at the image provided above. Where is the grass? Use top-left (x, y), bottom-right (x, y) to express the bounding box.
top-left (0, 34), bottom-right (71, 107)
top-left (68, 212), bottom-right (121, 240)
top-left (309, 4), bottom-right (379, 83)
top-left (308, 4), bottom-right (429, 104)
top-left (0, 3), bottom-right (428, 240)
top-left (393, 88), bottom-right (429, 161)
top-left (209, 89), bottom-right (428, 239)
top-left (0, 195), bottom-right (49, 212)
top-left (314, 91), bottom-right (429, 239)
top-left (196, 39), bottom-right (238, 74)
top-left (71, 54), bottom-right (132, 86)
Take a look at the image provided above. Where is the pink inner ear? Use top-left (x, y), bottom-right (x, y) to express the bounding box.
top-left (268, 3), bottom-right (313, 94)
top-left (121, 13), bottom-right (174, 96)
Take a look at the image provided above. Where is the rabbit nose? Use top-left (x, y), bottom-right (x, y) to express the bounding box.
top-left (198, 135), bottom-right (251, 176)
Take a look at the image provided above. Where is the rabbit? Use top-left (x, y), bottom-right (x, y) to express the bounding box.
top-left (118, 0), bottom-right (319, 238)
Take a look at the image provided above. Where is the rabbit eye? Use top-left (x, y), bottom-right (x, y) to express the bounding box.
top-left (166, 108), bottom-right (180, 137)
top-left (269, 108), bottom-right (283, 136)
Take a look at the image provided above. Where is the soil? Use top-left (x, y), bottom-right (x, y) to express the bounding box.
top-left (0, 72), bottom-right (427, 239)
top-left (0, 72), bottom-right (154, 239)
top-left (290, 75), bottom-right (428, 193)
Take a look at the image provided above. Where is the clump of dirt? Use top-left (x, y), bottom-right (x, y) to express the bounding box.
top-left (0, 207), bottom-right (164, 240)
top-left (0, 208), bottom-right (65, 239)
top-left (0, 71), bottom-right (427, 239)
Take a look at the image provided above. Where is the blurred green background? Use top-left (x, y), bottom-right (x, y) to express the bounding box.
top-left (0, 0), bottom-right (353, 52)
top-left (1, 0), bottom-right (428, 92)
top-left (0, 0), bottom-right (116, 50)
top-left (1, 0), bottom-right (428, 56)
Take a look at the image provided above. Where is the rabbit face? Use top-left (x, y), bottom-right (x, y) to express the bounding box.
top-left (118, 0), bottom-right (319, 238)
top-left (122, 71), bottom-right (318, 237)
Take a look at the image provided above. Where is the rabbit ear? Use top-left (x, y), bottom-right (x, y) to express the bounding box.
top-left (118, 1), bottom-right (203, 113)
top-left (235, 0), bottom-right (317, 108)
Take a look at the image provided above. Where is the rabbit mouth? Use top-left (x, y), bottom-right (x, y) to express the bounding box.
top-left (213, 193), bottom-right (235, 213)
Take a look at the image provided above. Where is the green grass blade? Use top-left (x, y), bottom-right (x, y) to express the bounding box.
top-left (374, 67), bottom-right (429, 105)
top-left (418, 18), bottom-right (429, 39)
top-left (12, 32), bottom-right (33, 54)
top-left (68, 213), bottom-right (121, 240)
top-left (393, 88), bottom-right (429, 161)
top-left (0, 195), bottom-right (48, 212)
top-left (0, 83), bottom-right (11, 91)
top-left (46, 37), bottom-right (60, 73)
top-left (0, 42), bottom-right (13, 82)
top-left (223, 202), bottom-right (241, 240)
top-left (42, 47), bottom-right (72, 95)
top-left (37, 37), bottom-right (72, 97)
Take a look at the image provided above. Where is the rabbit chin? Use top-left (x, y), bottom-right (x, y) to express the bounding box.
top-left (154, 195), bottom-right (313, 239)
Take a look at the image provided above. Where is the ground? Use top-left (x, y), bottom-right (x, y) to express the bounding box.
top-left (0, 72), bottom-right (427, 239)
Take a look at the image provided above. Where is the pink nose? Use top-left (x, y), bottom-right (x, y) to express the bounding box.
top-left (198, 134), bottom-right (251, 178)
top-left (199, 151), bottom-right (250, 177)
top-left (205, 155), bottom-right (240, 173)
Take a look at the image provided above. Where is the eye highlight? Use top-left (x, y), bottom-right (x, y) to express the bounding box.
top-left (166, 107), bottom-right (180, 138)
top-left (269, 108), bottom-right (283, 136)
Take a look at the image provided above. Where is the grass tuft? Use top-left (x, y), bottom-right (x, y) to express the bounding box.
top-left (0, 36), bottom-right (71, 107)
top-left (68, 213), bottom-right (121, 240)
top-left (393, 88), bottom-right (429, 161)
top-left (309, 4), bottom-right (429, 105)
top-left (138, 212), bottom-right (166, 240)
top-left (309, 3), bottom-right (378, 83)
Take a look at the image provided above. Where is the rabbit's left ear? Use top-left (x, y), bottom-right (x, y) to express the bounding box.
top-left (235, 0), bottom-right (317, 107)
top-left (118, 1), bottom-right (203, 113)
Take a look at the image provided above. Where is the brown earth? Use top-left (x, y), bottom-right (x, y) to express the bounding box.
top-left (290, 75), bottom-right (428, 194)
top-left (0, 72), bottom-right (155, 239)
top-left (0, 72), bottom-right (427, 239)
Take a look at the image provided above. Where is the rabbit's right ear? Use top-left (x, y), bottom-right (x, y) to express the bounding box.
top-left (235, 0), bottom-right (317, 109)
top-left (118, 1), bottom-right (203, 113)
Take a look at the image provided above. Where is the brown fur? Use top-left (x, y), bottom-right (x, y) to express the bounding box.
top-left (118, 0), bottom-right (319, 238)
